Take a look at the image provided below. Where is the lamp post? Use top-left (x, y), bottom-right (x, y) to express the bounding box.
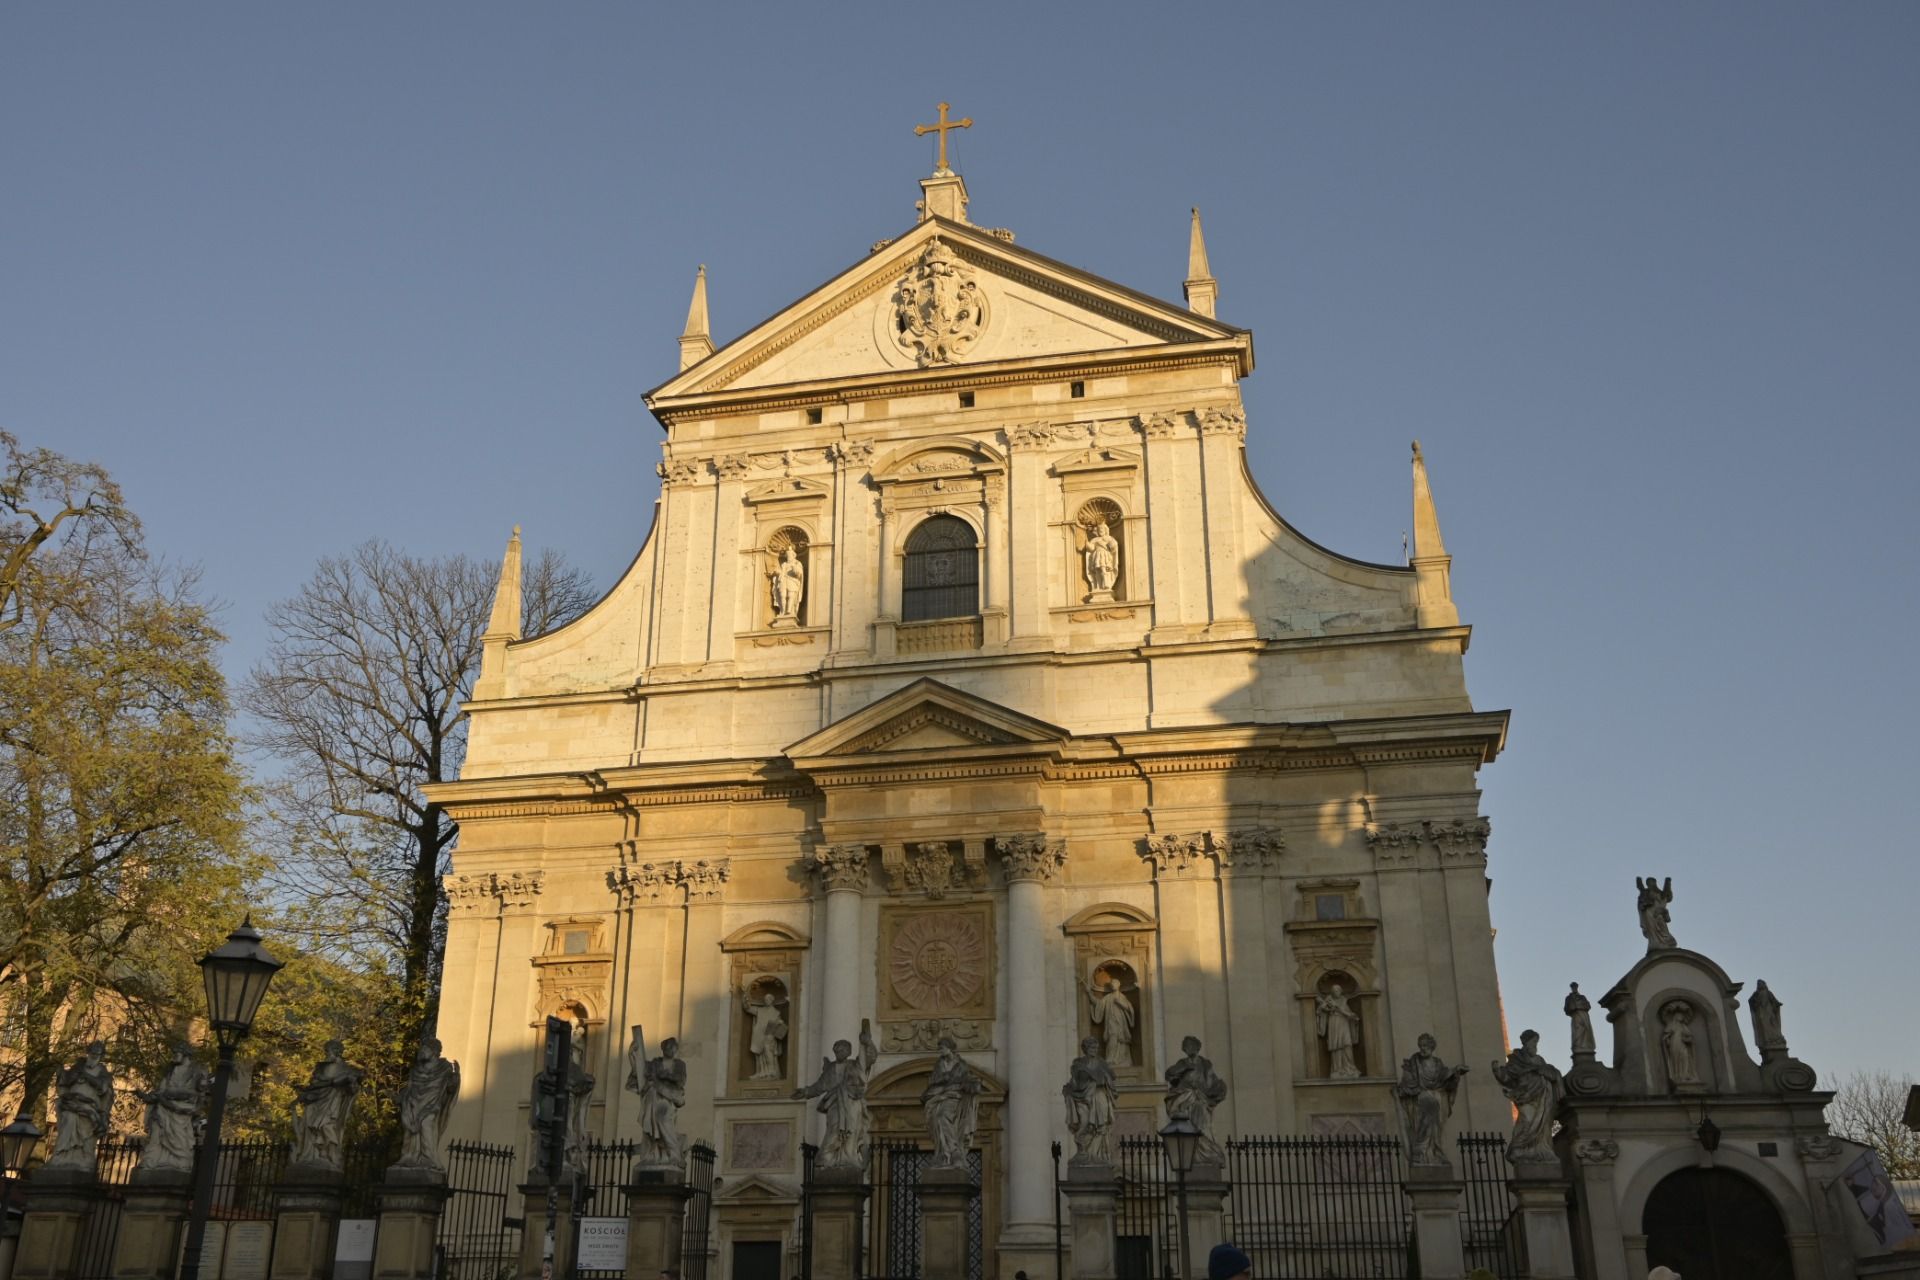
top-left (179, 917), bottom-right (283, 1280)
top-left (1, 1107), bottom-right (43, 1182)
top-left (1159, 1117), bottom-right (1201, 1280)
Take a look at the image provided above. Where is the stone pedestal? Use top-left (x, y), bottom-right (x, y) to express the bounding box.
top-left (269, 1166), bottom-right (347, 1280)
top-left (372, 1167), bottom-right (450, 1280)
top-left (1504, 1165), bottom-right (1576, 1280)
top-left (1060, 1162), bottom-right (1120, 1280)
top-left (623, 1170), bottom-right (694, 1276)
top-left (110, 1169), bottom-right (193, 1280)
top-left (806, 1167), bottom-right (871, 1280)
top-left (1177, 1165), bottom-right (1230, 1280)
top-left (517, 1175), bottom-right (579, 1280)
top-left (1404, 1166), bottom-right (1467, 1280)
top-left (13, 1164), bottom-right (99, 1280)
top-left (918, 1167), bottom-right (978, 1280)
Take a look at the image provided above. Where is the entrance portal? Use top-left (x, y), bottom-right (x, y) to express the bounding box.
top-left (732, 1239), bottom-right (783, 1280)
top-left (1643, 1167), bottom-right (1791, 1280)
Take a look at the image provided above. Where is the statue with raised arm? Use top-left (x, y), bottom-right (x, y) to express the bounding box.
top-left (47, 1040), bottom-right (115, 1170)
top-left (1564, 982), bottom-right (1595, 1058)
top-left (395, 1037), bottom-right (461, 1173)
top-left (1396, 1033), bottom-right (1470, 1167)
top-left (1636, 876), bottom-right (1676, 949)
top-left (1063, 1037), bottom-right (1118, 1165)
top-left (921, 1037), bottom-right (982, 1171)
top-left (1491, 1030), bottom-right (1565, 1164)
top-left (625, 1027), bottom-right (687, 1171)
top-left (742, 985), bottom-right (789, 1081)
top-left (1163, 1035), bottom-right (1230, 1167)
top-left (1316, 983), bottom-right (1363, 1078)
top-left (137, 1044), bottom-right (208, 1175)
top-left (794, 1020), bottom-right (879, 1171)
top-left (1084, 971), bottom-right (1137, 1070)
top-left (292, 1040), bottom-right (365, 1171)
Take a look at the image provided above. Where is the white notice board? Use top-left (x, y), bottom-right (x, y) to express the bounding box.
top-left (576, 1217), bottom-right (629, 1271)
top-left (222, 1221), bottom-right (273, 1280)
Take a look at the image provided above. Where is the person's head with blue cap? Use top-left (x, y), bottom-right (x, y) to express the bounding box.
top-left (1208, 1243), bottom-right (1252, 1280)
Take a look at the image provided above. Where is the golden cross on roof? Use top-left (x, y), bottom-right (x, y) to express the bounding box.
top-left (914, 101), bottom-right (973, 174)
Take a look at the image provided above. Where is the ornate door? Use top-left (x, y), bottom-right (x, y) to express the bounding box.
top-left (1642, 1168), bottom-right (1792, 1280)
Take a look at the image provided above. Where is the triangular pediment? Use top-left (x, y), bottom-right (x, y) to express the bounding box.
top-left (649, 218), bottom-right (1247, 404)
top-left (785, 678), bottom-right (1070, 763)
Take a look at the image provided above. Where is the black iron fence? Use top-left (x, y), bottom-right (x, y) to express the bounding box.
top-left (1225, 1135), bottom-right (1411, 1279)
top-left (1455, 1133), bottom-right (1520, 1280)
top-left (684, 1141), bottom-right (717, 1280)
top-left (567, 1139), bottom-right (715, 1280)
top-left (74, 1139), bottom-right (143, 1280)
top-left (71, 1136), bottom-right (286, 1280)
top-left (865, 1138), bottom-right (984, 1280)
top-left (1113, 1136), bottom-right (1179, 1280)
top-left (436, 1139), bottom-right (522, 1280)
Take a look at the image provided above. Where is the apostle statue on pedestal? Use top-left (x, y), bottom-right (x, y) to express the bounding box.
top-left (626, 1027), bottom-right (687, 1171)
top-left (1163, 1035), bottom-right (1229, 1167)
top-left (1491, 1030), bottom-right (1564, 1164)
top-left (920, 1037), bottom-right (982, 1171)
top-left (1063, 1037), bottom-right (1118, 1165)
top-left (395, 1037), bottom-right (461, 1173)
top-left (137, 1044), bottom-right (208, 1175)
top-left (292, 1040), bottom-right (365, 1171)
top-left (1396, 1033), bottom-right (1469, 1167)
top-left (794, 1019), bottom-right (879, 1171)
top-left (47, 1041), bottom-right (115, 1170)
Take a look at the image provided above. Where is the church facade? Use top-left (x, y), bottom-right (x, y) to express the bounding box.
top-left (428, 159), bottom-right (1510, 1279)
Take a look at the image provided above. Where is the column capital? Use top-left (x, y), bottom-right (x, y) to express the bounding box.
top-left (809, 843), bottom-right (871, 894)
top-left (1210, 827), bottom-right (1284, 876)
top-left (997, 833), bottom-right (1065, 884)
top-left (682, 857), bottom-right (731, 904)
top-left (1141, 831), bottom-right (1211, 879)
top-left (609, 859), bottom-right (683, 907)
top-left (1197, 407), bottom-right (1246, 440)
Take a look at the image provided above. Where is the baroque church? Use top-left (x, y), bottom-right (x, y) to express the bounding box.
top-left (429, 132), bottom-right (1511, 1279)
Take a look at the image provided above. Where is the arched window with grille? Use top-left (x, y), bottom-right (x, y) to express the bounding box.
top-left (901, 515), bottom-right (980, 622)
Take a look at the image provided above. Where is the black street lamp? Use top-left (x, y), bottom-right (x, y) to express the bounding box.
top-left (180, 917), bottom-right (283, 1280)
top-left (0, 1107), bottom-right (43, 1177)
top-left (1159, 1117), bottom-right (1201, 1280)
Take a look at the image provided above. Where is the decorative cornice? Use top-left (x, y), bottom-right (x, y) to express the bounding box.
top-left (682, 857), bottom-right (732, 904)
top-left (1210, 827), bottom-right (1285, 875)
top-left (1198, 407), bottom-right (1247, 440)
top-left (1366, 817), bottom-right (1492, 862)
top-left (810, 843), bottom-right (870, 894)
top-left (997, 833), bottom-right (1066, 884)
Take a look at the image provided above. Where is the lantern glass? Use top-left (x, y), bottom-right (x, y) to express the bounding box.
top-left (1160, 1116), bottom-right (1202, 1175)
top-left (198, 917), bottom-right (284, 1038)
top-left (1, 1110), bottom-right (43, 1173)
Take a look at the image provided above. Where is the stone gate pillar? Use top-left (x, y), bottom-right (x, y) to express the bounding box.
top-left (1505, 1164), bottom-right (1576, 1280)
top-left (806, 1167), bottom-right (870, 1280)
top-left (372, 1167), bottom-right (449, 1280)
top-left (12, 1165), bottom-right (98, 1280)
top-left (109, 1169), bottom-right (193, 1280)
top-left (268, 1167), bottom-right (347, 1280)
top-left (918, 1167), bottom-right (978, 1280)
top-left (1405, 1166), bottom-right (1468, 1280)
top-left (1059, 1161), bottom-right (1120, 1280)
top-left (624, 1169), bottom-right (694, 1276)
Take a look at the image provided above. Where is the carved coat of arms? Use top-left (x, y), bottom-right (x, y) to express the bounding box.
top-left (893, 239), bottom-right (988, 366)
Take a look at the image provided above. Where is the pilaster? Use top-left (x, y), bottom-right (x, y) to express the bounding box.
top-left (1195, 407), bottom-right (1253, 637)
top-left (1140, 832), bottom-right (1230, 1084)
top-left (710, 455), bottom-right (749, 660)
top-left (1006, 424), bottom-right (1051, 639)
top-left (1213, 827), bottom-right (1284, 1133)
top-left (680, 857), bottom-right (731, 1149)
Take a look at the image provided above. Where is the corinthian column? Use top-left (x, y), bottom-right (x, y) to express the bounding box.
top-left (809, 845), bottom-right (870, 1047)
top-left (997, 833), bottom-right (1065, 1263)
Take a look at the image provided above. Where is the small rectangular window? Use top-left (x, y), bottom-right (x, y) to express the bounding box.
top-left (1069, 380), bottom-right (1086, 398)
top-left (1315, 894), bottom-right (1346, 921)
top-left (958, 391), bottom-right (975, 408)
top-left (1758, 1141), bottom-right (1779, 1157)
top-left (806, 407), bottom-right (823, 425)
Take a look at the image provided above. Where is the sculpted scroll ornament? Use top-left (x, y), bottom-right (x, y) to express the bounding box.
top-left (893, 239), bottom-right (988, 367)
top-left (1574, 1138), bottom-right (1620, 1164)
top-left (881, 1018), bottom-right (991, 1053)
top-left (902, 843), bottom-right (961, 899)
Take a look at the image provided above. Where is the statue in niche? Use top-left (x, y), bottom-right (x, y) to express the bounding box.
top-left (395, 1037), bottom-right (461, 1172)
top-left (1083, 966), bottom-right (1138, 1069)
top-left (1163, 1035), bottom-right (1230, 1167)
top-left (768, 544), bottom-right (805, 627)
top-left (291, 1040), bottom-right (365, 1171)
top-left (1636, 876), bottom-right (1676, 949)
top-left (1396, 1033), bottom-right (1470, 1167)
top-left (741, 981), bottom-right (790, 1081)
top-left (1491, 1030), bottom-right (1564, 1164)
top-left (1659, 1000), bottom-right (1702, 1088)
top-left (626, 1027), bottom-right (686, 1170)
top-left (137, 1044), bottom-right (208, 1175)
top-left (1565, 982), bottom-right (1595, 1057)
top-left (794, 1019), bottom-right (879, 1170)
top-left (1082, 519), bottom-right (1120, 600)
top-left (1062, 1036), bottom-right (1118, 1164)
top-left (1749, 979), bottom-right (1785, 1052)
top-left (47, 1041), bottom-right (116, 1170)
top-left (1315, 981), bottom-right (1363, 1078)
top-left (920, 1036), bottom-right (983, 1171)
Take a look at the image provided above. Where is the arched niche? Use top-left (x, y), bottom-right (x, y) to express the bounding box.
top-left (1071, 496), bottom-right (1129, 603)
top-left (763, 525), bottom-right (811, 630)
top-left (1063, 900), bottom-right (1158, 1080)
top-left (721, 919), bottom-right (808, 1097)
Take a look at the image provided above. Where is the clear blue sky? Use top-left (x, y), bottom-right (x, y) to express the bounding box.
top-left (5, 5), bottom-right (1915, 1081)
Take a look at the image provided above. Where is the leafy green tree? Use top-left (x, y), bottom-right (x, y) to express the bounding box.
top-left (243, 540), bottom-right (594, 1094)
top-left (0, 438), bottom-right (252, 1119)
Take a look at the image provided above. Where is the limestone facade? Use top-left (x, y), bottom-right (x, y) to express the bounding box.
top-left (429, 170), bottom-right (1510, 1278)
